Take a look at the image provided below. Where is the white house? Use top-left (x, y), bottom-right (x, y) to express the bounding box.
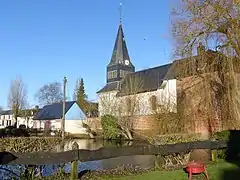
top-left (33, 101), bottom-right (88, 134)
top-left (0, 109), bottom-right (37, 129)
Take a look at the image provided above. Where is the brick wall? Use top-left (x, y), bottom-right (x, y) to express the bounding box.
top-left (176, 72), bottom-right (240, 135)
top-left (131, 115), bottom-right (156, 130)
top-left (85, 115), bottom-right (157, 131)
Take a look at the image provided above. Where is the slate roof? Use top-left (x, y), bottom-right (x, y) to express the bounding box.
top-left (97, 82), bottom-right (120, 94)
top-left (108, 24), bottom-right (133, 67)
top-left (98, 49), bottom-right (228, 95)
top-left (0, 110), bottom-right (12, 115)
top-left (117, 64), bottom-right (172, 96)
top-left (33, 101), bottom-right (76, 120)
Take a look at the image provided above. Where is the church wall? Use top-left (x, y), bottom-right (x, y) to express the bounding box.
top-left (97, 79), bottom-right (177, 117)
top-left (117, 79), bottom-right (177, 116)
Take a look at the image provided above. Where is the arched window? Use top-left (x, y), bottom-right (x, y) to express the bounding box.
top-left (150, 95), bottom-right (157, 111)
top-left (126, 98), bottom-right (131, 114)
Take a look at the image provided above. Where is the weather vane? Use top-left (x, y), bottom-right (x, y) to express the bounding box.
top-left (119, 1), bottom-right (123, 24)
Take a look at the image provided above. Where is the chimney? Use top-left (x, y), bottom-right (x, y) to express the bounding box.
top-left (197, 42), bottom-right (206, 55)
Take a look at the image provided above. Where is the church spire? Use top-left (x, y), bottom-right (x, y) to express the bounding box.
top-left (106, 2), bottom-right (135, 83)
top-left (108, 24), bottom-right (131, 66)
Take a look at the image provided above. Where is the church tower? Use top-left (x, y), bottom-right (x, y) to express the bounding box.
top-left (106, 6), bottom-right (135, 84)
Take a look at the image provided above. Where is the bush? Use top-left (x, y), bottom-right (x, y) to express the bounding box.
top-left (152, 133), bottom-right (202, 145)
top-left (11, 128), bottom-right (30, 137)
top-left (43, 129), bottom-right (51, 136)
top-left (212, 130), bottom-right (230, 160)
top-left (0, 137), bottom-right (61, 153)
top-left (213, 130), bottom-right (230, 141)
top-left (101, 114), bottom-right (119, 139)
top-left (19, 124), bottom-right (27, 129)
top-left (0, 128), bottom-right (6, 137)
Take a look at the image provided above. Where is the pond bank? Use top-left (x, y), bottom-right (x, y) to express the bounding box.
top-left (17, 160), bottom-right (237, 180)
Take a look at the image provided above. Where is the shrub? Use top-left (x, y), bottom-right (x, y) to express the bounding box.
top-left (212, 130), bottom-right (230, 141)
top-left (0, 137), bottom-right (61, 153)
top-left (5, 128), bottom-right (13, 137)
top-left (19, 124), bottom-right (27, 129)
top-left (152, 133), bottom-right (202, 145)
top-left (43, 129), bottom-right (51, 136)
top-left (212, 130), bottom-right (230, 160)
top-left (0, 128), bottom-right (6, 138)
top-left (101, 114), bottom-right (119, 139)
top-left (11, 128), bottom-right (30, 137)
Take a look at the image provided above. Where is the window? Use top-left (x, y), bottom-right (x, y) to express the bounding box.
top-left (120, 70), bottom-right (129, 78)
top-left (150, 95), bottom-right (157, 111)
top-left (126, 98), bottom-right (131, 114)
top-left (107, 70), bottom-right (117, 79)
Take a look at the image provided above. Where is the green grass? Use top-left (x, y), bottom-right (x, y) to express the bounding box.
top-left (100, 161), bottom-right (240, 180)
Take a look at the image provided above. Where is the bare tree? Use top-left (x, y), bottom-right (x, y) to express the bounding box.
top-left (172, 0), bottom-right (240, 132)
top-left (172, 0), bottom-right (240, 57)
top-left (8, 76), bottom-right (28, 123)
top-left (99, 75), bottom-right (143, 140)
top-left (35, 82), bottom-right (63, 105)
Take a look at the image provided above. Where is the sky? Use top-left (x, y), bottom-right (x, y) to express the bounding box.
top-left (0, 0), bottom-right (175, 109)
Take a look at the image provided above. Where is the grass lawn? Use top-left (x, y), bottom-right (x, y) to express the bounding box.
top-left (101, 161), bottom-right (240, 180)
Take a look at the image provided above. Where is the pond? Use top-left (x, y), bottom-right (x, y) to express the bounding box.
top-left (0, 139), bottom-right (155, 179)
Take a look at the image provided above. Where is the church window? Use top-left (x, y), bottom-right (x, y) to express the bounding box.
top-left (150, 95), bottom-right (157, 111)
top-left (108, 70), bottom-right (117, 79)
top-left (126, 98), bottom-right (131, 114)
top-left (120, 70), bottom-right (129, 78)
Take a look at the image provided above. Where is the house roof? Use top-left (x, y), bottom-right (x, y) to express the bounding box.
top-left (0, 110), bottom-right (12, 115)
top-left (33, 101), bottom-right (76, 120)
top-left (98, 48), bottom-right (230, 96)
top-left (97, 81), bottom-right (120, 94)
top-left (117, 63), bottom-right (172, 96)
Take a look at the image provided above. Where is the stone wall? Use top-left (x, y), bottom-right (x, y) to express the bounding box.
top-left (85, 116), bottom-right (157, 132)
top-left (176, 72), bottom-right (239, 136)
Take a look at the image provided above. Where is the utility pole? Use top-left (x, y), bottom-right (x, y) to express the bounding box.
top-left (62, 76), bottom-right (67, 141)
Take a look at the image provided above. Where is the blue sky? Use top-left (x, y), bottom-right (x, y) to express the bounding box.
top-left (0, 0), bottom-right (175, 109)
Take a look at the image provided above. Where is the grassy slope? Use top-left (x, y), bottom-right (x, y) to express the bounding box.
top-left (101, 161), bottom-right (239, 180)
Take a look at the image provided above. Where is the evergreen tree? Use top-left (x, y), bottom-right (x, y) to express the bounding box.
top-left (75, 78), bottom-right (88, 112)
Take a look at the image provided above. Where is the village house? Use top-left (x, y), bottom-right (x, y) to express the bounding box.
top-left (0, 108), bottom-right (39, 129)
top-left (33, 101), bottom-right (89, 134)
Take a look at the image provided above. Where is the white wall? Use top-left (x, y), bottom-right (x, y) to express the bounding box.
top-left (97, 79), bottom-right (177, 116)
top-left (65, 120), bottom-right (87, 134)
top-left (98, 91), bottom-right (119, 116)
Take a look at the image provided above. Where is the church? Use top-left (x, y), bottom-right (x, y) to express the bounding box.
top-left (97, 22), bottom-right (177, 117)
top-left (96, 17), bottom-right (240, 135)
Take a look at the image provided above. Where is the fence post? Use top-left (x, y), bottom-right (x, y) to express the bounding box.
top-left (211, 149), bottom-right (217, 162)
top-left (70, 141), bottom-right (79, 180)
top-left (154, 154), bottom-right (164, 170)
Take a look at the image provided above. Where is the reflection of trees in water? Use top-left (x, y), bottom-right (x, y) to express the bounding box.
top-left (56, 139), bottom-right (154, 170)
top-left (59, 139), bottom-right (135, 152)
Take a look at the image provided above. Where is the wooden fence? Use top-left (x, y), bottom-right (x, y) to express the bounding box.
top-left (0, 140), bottom-right (227, 165)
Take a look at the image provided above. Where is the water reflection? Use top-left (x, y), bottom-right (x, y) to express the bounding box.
top-left (59, 139), bottom-right (155, 171)
top-left (0, 139), bottom-right (155, 178)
